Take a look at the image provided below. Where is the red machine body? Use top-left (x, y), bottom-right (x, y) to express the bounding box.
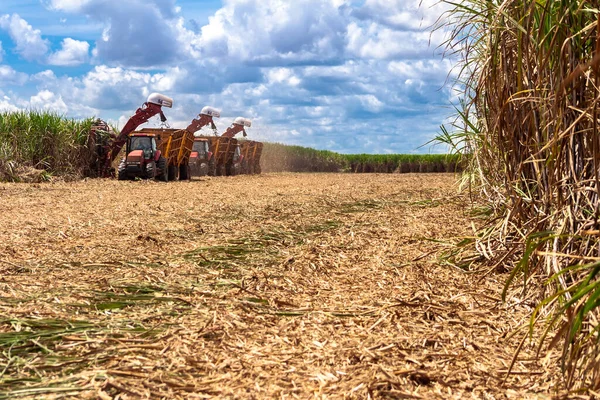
top-left (99, 93), bottom-right (173, 177)
top-left (187, 107), bottom-right (221, 177)
top-left (118, 132), bottom-right (168, 181)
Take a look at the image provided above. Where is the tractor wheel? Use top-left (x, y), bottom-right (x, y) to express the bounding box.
top-left (117, 159), bottom-right (127, 180)
top-left (179, 164), bottom-right (191, 180)
top-left (226, 163), bottom-right (233, 176)
top-left (217, 164), bottom-right (226, 176)
top-left (208, 159), bottom-right (216, 176)
top-left (146, 161), bottom-right (156, 179)
top-left (254, 162), bottom-right (261, 174)
top-left (241, 160), bottom-right (249, 174)
top-left (168, 165), bottom-right (178, 181)
top-left (199, 162), bottom-right (208, 176)
top-left (157, 157), bottom-right (168, 182)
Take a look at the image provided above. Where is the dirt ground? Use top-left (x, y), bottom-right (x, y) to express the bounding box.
top-left (0, 173), bottom-right (561, 399)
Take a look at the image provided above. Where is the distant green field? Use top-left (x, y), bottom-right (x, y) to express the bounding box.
top-left (261, 142), bottom-right (462, 173)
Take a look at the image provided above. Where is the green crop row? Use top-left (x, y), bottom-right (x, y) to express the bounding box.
top-left (260, 142), bottom-right (461, 173)
top-left (0, 110), bottom-right (94, 181)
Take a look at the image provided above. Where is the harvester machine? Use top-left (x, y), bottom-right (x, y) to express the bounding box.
top-left (221, 117), bottom-right (263, 175)
top-left (189, 116), bottom-right (249, 177)
top-left (129, 106), bottom-right (221, 181)
top-left (94, 93), bottom-right (173, 178)
top-left (212, 117), bottom-right (252, 176)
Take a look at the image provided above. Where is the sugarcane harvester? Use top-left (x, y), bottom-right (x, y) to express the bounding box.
top-left (92, 93), bottom-right (173, 179)
top-left (197, 117), bottom-right (252, 176)
top-left (131, 106), bottom-right (221, 181)
top-left (214, 117), bottom-right (263, 175)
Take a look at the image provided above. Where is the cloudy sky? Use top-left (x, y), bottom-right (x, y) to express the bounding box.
top-left (0, 0), bottom-right (455, 154)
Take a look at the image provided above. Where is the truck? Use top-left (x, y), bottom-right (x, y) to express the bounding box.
top-left (117, 106), bottom-right (220, 181)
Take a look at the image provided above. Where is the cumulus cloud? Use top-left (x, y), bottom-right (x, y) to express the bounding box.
top-left (352, 0), bottom-right (448, 31)
top-left (29, 90), bottom-right (69, 113)
top-left (191, 0), bottom-right (347, 66)
top-left (0, 41), bottom-right (3, 63)
top-left (48, 38), bottom-right (90, 66)
top-left (42, 0), bottom-right (181, 67)
top-left (0, 14), bottom-right (50, 61)
top-left (0, 65), bottom-right (28, 86)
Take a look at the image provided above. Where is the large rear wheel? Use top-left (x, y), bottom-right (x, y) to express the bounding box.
top-left (117, 159), bottom-right (127, 180)
top-left (158, 157), bottom-right (168, 182)
top-left (179, 164), bottom-right (191, 180)
top-left (208, 159), bottom-right (216, 176)
top-left (167, 165), bottom-right (178, 181)
top-left (146, 161), bottom-right (156, 179)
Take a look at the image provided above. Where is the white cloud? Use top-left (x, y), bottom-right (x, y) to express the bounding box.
top-left (0, 65), bottom-right (28, 86)
top-left (191, 0), bottom-right (347, 65)
top-left (48, 38), bottom-right (90, 66)
top-left (0, 41), bottom-right (3, 63)
top-left (0, 96), bottom-right (20, 112)
top-left (30, 90), bottom-right (69, 114)
top-left (0, 14), bottom-right (50, 62)
top-left (43, 0), bottom-right (92, 12)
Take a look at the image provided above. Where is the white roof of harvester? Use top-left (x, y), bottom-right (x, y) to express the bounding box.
top-left (233, 117), bottom-right (252, 127)
top-left (147, 93), bottom-right (173, 108)
top-left (201, 106), bottom-right (220, 118)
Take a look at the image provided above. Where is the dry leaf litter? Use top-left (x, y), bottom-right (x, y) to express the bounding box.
top-left (0, 173), bottom-right (563, 399)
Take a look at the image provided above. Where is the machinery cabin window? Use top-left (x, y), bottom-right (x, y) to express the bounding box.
top-left (192, 141), bottom-right (208, 156)
top-left (130, 137), bottom-right (154, 158)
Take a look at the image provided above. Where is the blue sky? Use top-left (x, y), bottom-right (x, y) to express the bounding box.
top-left (0, 0), bottom-right (456, 154)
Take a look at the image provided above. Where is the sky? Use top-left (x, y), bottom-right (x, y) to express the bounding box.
top-left (0, 0), bottom-right (456, 154)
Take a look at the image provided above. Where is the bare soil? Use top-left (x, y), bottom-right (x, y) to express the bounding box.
top-left (0, 173), bottom-right (560, 399)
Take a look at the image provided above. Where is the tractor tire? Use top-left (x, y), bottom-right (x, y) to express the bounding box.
top-left (179, 164), bottom-right (191, 180)
top-left (117, 159), bottom-right (127, 180)
top-left (168, 165), bottom-right (178, 181)
top-left (217, 164), bottom-right (226, 176)
top-left (208, 159), bottom-right (216, 176)
top-left (241, 160), bottom-right (249, 174)
top-left (226, 163), bottom-right (233, 176)
top-left (146, 161), bottom-right (156, 179)
top-left (157, 157), bottom-right (168, 182)
top-left (254, 162), bottom-right (261, 174)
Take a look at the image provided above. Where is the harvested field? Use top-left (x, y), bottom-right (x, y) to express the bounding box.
top-left (0, 173), bottom-right (560, 399)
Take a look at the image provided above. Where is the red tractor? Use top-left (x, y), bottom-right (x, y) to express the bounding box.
top-left (189, 137), bottom-right (213, 176)
top-left (95, 93), bottom-right (173, 178)
top-left (117, 132), bottom-right (168, 181)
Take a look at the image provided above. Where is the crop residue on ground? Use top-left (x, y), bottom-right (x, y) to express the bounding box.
top-left (0, 173), bottom-right (560, 399)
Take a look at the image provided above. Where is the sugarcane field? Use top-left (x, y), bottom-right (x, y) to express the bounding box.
top-left (5, 0), bottom-right (600, 399)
